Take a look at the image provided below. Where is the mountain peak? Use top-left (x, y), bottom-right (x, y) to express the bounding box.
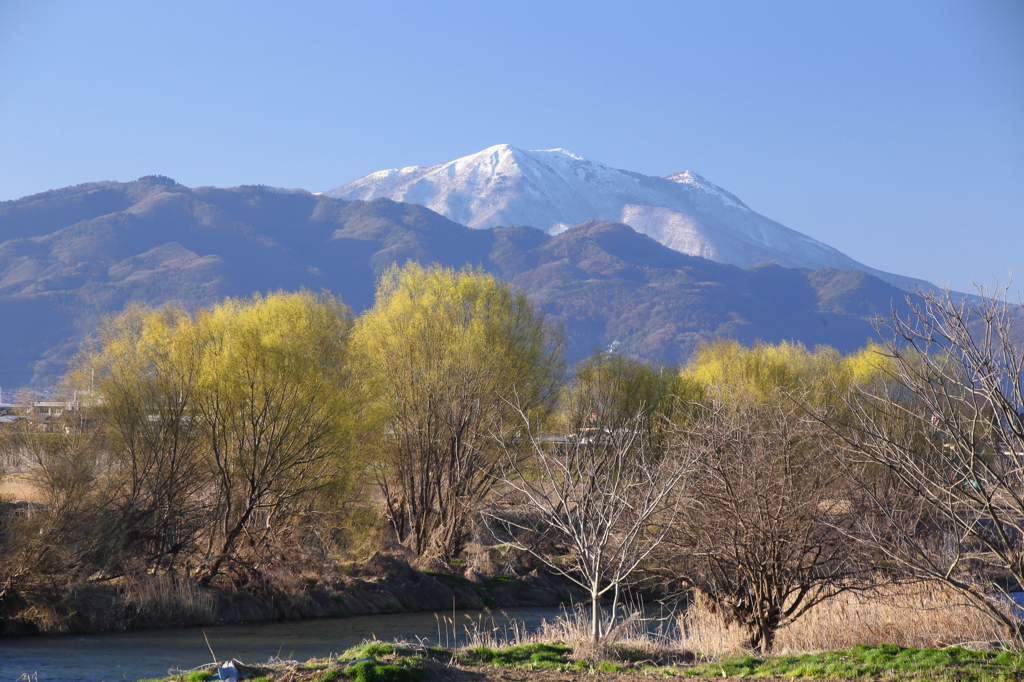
top-left (324, 145), bottom-right (924, 290)
top-left (665, 170), bottom-right (748, 209)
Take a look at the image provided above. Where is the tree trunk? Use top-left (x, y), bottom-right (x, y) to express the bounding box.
top-left (198, 503), bottom-right (254, 587)
top-left (746, 615), bottom-right (779, 654)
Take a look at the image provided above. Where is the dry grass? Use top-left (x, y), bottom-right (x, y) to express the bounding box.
top-left (0, 472), bottom-right (45, 502)
top-left (461, 581), bottom-right (1014, 660)
top-left (774, 582), bottom-right (1009, 653)
top-left (459, 604), bottom-right (684, 663)
top-left (674, 581), bottom-right (1011, 658)
top-left (674, 590), bottom-right (750, 657)
top-left (124, 573), bottom-right (217, 627)
top-left (459, 606), bottom-right (595, 648)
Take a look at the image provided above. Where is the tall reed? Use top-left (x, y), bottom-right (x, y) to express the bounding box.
top-left (675, 582), bottom-right (1011, 657)
top-left (124, 573), bottom-right (217, 627)
top-left (461, 581), bottom-right (1012, 660)
top-left (774, 582), bottom-right (1010, 652)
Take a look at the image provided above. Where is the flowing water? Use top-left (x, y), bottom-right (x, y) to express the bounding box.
top-left (0, 607), bottom-right (570, 682)
top-left (3, 596), bottom-right (1021, 682)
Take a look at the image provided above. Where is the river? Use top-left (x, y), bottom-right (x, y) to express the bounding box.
top-left (0, 607), bottom-right (572, 682)
top-left (3, 596), bottom-right (1020, 682)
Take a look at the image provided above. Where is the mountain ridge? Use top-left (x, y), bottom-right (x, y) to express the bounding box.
top-left (0, 178), bottom-right (913, 386)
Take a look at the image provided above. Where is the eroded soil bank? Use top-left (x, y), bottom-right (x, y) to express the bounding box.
top-left (0, 552), bottom-right (588, 638)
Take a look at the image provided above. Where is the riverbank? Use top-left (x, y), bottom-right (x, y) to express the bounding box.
top-left (0, 551), bottom-right (587, 637)
top-left (140, 640), bottom-right (1024, 682)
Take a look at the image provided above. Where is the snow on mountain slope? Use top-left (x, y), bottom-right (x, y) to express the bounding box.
top-left (325, 144), bottom-right (924, 290)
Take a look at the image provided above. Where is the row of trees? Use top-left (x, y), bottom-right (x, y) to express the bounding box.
top-left (0, 264), bottom-right (566, 616)
top-left (2, 291), bottom-right (359, 598)
top-left (1, 264), bottom-right (1022, 653)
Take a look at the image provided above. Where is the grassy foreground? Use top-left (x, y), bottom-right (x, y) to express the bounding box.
top-left (140, 640), bottom-right (1024, 682)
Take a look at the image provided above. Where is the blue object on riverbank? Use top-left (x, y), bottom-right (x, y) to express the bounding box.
top-left (217, 661), bottom-right (240, 681)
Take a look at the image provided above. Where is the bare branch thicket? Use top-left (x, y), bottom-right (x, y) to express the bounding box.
top-left (824, 282), bottom-right (1024, 640)
top-left (487, 409), bottom-right (693, 646)
top-left (374, 328), bottom-right (514, 560)
top-left (667, 391), bottom-right (869, 654)
top-left (0, 416), bottom-right (111, 611)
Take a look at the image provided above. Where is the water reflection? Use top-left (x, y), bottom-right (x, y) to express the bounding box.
top-left (0, 607), bottom-right (565, 682)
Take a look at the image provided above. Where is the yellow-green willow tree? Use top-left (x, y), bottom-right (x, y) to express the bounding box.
top-left (78, 291), bottom-right (357, 585)
top-left (352, 264), bottom-right (564, 559)
top-left (83, 304), bottom-right (208, 573)
top-left (194, 291), bottom-right (357, 586)
top-left (561, 351), bottom-right (700, 449)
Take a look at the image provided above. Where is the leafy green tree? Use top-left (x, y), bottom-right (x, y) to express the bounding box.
top-left (352, 263), bottom-right (564, 559)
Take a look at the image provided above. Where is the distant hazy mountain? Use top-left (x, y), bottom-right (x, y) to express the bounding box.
top-left (327, 144), bottom-right (927, 291)
top-left (0, 176), bottom-right (913, 386)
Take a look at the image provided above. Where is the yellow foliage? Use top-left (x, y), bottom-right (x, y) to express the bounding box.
top-left (350, 263), bottom-right (563, 557)
top-left (74, 290), bottom-right (359, 581)
top-left (840, 341), bottom-right (894, 386)
top-left (683, 338), bottom-right (892, 404)
top-left (353, 263), bottom-right (562, 423)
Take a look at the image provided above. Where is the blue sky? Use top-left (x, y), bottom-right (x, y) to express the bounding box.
top-left (1, 0), bottom-right (1021, 291)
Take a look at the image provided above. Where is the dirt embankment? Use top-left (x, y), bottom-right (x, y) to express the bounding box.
top-left (0, 552), bottom-right (587, 638)
top-left (323, 553), bottom-right (584, 616)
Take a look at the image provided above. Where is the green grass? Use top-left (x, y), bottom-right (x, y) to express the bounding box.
top-left (344, 659), bottom-right (425, 682)
top-left (680, 644), bottom-right (1024, 681)
top-left (314, 670), bottom-right (341, 682)
top-left (340, 642), bottom-right (413, 660)
top-left (135, 671), bottom-right (212, 682)
top-left (134, 641), bottom-right (1024, 682)
top-left (332, 642), bottom-right (426, 682)
top-left (486, 574), bottom-right (514, 584)
top-left (457, 642), bottom-right (573, 669)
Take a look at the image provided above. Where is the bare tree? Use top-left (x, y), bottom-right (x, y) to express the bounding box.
top-left (488, 411), bottom-right (692, 645)
top-left (0, 416), bottom-right (112, 611)
top-left (667, 391), bottom-right (867, 654)
top-left (826, 282), bottom-right (1024, 639)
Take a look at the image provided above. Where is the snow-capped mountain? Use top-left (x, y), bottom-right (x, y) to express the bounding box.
top-left (326, 144), bottom-right (923, 290)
